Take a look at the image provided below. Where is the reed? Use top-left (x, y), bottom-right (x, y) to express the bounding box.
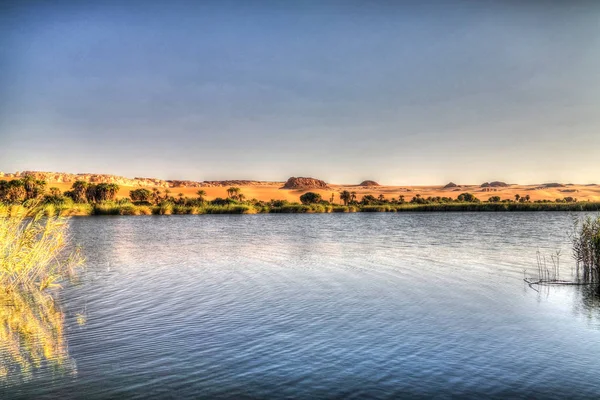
top-left (204, 204), bottom-right (257, 214)
top-left (5, 200), bottom-right (600, 216)
top-left (0, 209), bottom-right (83, 290)
top-left (571, 216), bottom-right (600, 283)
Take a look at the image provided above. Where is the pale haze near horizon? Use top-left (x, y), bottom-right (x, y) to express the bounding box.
top-left (1, 0), bottom-right (599, 185)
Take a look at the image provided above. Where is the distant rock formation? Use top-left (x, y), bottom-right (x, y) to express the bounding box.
top-left (281, 177), bottom-right (329, 190)
top-left (167, 180), bottom-right (205, 188)
top-left (0, 171), bottom-right (281, 188)
top-left (444, 182), bottom-right (458, 188)
top-left (198, 180), bottom-right (280, 187)
top-left (481, 181), bottom-right (509, 188)
top-left (2, 171), bottom-right (170, 188)
top-left (358, 180), bottom-right (380, 187)
top-left (543, 183), bottom-right (565, 188)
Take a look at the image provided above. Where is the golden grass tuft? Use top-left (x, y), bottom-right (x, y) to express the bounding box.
top-left (0, 209), bottom-right (83, 290)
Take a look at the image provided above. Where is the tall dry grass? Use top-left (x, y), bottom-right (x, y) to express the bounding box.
top-left (572, 216), bottom-right (600, 282)
top-left (0, 209), bottom-right (83, 290)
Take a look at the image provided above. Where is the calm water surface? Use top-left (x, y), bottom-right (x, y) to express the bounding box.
top-left (3, 213), bottom-right (600, 399)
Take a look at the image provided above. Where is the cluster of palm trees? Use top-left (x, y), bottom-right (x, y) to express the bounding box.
top-left (0, 176), bottom-right (47, 203)
top-left (514, 194), bottom-right (531, 203)
top-left (336, 191), bottom-right (408, 206)
top-left (64, 181), bottom-right (120, 203)
top-left (226, 187), bottom-right (245, 202)
top-left (339, 191), bottom-right (357, 206)
top-left (0, 178), bottom-right (120, 205)
top-left (129, 187), bottom-right (244, 206)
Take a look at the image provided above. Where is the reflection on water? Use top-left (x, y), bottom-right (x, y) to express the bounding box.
top-left (0, 289), bottom-right (76, 385)
top-left (5, 213), bottom-right (600, 398)
top-left (574, 284), bottom-right (600, 325)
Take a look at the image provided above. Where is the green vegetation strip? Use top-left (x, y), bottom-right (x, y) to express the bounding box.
top-left (3, 201), bottom-right (600, 217)
top-left (1, 177), bottom-right (597, 216)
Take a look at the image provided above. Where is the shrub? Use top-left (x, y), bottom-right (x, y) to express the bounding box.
top-left (457, 193), bottom-right (480, 202)
top-left (299, 192), bottom-right (322, 204)
top-left (129, 188), bottom-right (152, 202)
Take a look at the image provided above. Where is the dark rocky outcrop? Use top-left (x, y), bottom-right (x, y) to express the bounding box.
top-left (481, 181), bottom-right (509, 188)
top-left (358, 180), bottom-right (380, 187)
top-left (199, 180), bottom-right (279, 187)
top-left (281, 177), bottom-right (329, 190)
top-left (444, 182), bottom-right (458, 188)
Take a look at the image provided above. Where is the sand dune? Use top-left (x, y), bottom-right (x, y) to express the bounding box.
top-left (25, 181), bottom-right (600, 203)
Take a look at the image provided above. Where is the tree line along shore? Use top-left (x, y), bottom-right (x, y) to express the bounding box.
top-left (1, 177), bottom-right (599, 216)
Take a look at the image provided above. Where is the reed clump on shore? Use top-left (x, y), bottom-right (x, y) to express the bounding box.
top-left (572, 216), bottom-right (600, 283)
top-left (0, 209), bottom-right (83, 290)
top-left (525, 215), bottom-right (600, 289)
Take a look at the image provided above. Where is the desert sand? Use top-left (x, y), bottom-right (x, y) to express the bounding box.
top-left (4, 176), bottom-right (599, 203)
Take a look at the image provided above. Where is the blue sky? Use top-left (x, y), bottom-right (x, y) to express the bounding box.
top-left (1, 0), bottom-right (599, 184)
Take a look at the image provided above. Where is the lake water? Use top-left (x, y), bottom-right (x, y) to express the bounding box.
top-left (3, 213), bottom-right (600, 399)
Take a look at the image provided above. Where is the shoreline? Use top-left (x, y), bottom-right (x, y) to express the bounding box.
top-left (3, 201), bottom-right (600, 217)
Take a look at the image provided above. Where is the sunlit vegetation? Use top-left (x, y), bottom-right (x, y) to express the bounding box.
top-left (0, 181), bottom-right (83, 384)
top-left (1, 178), bottom-right (600, 215)
top-left (0, 209), bottom-right (80, 382)
top-left (0, 209), bottom-right (83, 290)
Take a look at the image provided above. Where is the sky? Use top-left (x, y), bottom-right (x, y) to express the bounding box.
top-left (1, 0), bottom-right (599, 185)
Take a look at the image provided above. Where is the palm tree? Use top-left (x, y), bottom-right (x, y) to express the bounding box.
top-left (151, 188), bottom-right (161, 205)
top-left (378, 194), bottom-right (385, 202)
top-left (71, 181), bottom-right (88, 203)
top-left (237, 193), bottom-right (246, 202)
top-left (339, 191), bottom-right (351, 206)
top-left (525, 194), bottom-right (531, 202)
top-left (515, 194), bottom-right (520, 202)
top-left (106, 183), bottom-right (120, 201)
top-left (164, 189), bottom-right (171, 201)
top-left (350, 192), bottom-right (357, 203)
top-left (227, 187), bottom-right (241, 199)
top-left (196, 189), bottom-right (207, 203)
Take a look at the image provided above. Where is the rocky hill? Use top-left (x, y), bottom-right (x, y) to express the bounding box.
top-left (1, 171), bottom-right (169, 187)
top-left (0, 171), bottom-right (281, 188)
top-left (481, 181), bottom-right (509, 188)
top-left (281, 177), bottom-right (329, 190)
top-left (358, 180), bottom-right (380, 187)
top-left (199, 180), bottom-right (281, 187)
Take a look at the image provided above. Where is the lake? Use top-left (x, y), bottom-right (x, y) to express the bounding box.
top-left (3, 213), bottom-right (600, 399)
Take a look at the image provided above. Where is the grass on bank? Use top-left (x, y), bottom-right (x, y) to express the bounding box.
top-left (0, 208), bottom-right (83, 290)
top-left (4, 200), bottom-right (600, 218)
